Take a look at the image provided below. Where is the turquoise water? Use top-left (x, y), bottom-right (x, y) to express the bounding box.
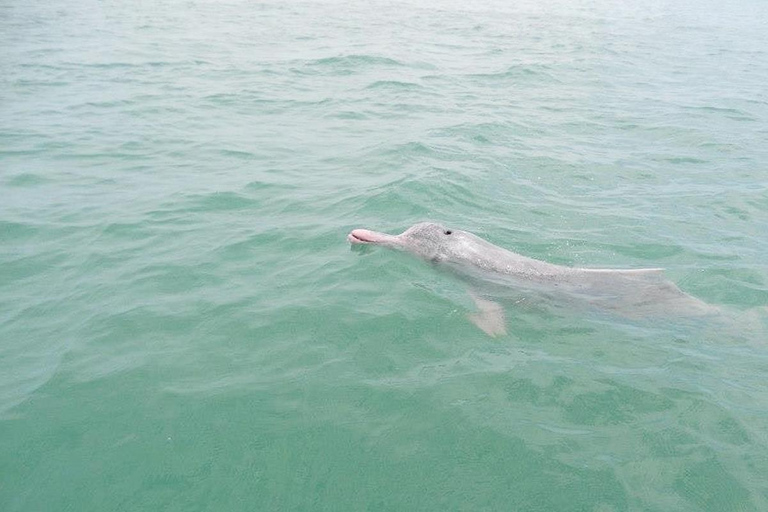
top-left (2, 0), bottom-right (768, 509)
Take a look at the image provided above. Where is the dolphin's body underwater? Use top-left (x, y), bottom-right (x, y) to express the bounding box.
top-left (348, 222), bottom-right (718, 336)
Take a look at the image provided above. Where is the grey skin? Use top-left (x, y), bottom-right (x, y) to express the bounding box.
top-left (348, 222), bottom-right (717, 336)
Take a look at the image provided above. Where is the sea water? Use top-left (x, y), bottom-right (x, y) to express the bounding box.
top-left (2, 0), bottom-right (768, 510)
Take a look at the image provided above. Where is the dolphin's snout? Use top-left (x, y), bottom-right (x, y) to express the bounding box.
top-left (348, 228), bottom-right (400, 246)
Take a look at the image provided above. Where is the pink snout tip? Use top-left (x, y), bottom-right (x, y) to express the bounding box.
top-left (348, 228), bottom-right (399, 245)
top-left (348, 229), bottom-right (377, 244)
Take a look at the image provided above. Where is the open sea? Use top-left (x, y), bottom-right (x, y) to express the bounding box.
top-left (2, 0), bottom-right (768, 510)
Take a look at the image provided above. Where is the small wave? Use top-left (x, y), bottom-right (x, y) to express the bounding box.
top-left (182, 191), bottom-right (259, 212)
top-left (432, 122), bottom-right (532, 144)
top-left (0, 347), bottom-right (65, 420)
top-left (381, 141), bottom-right (435, 156)
top-left (0, 220), bottom-right (38, 242)
top-left (684, 105), bottom-right (758, 122)
top-left (66, 60), bottom-right (188, 70)
top-left (219, 149), bottom-right (263, 160)
top-left (68, 99), bottom-right (136, 110)
top-left (662, 156), bottom-right (708, 165)
top-left (309, 54), bottom-right (404, 68)
top-left (5, 173), bottom-right (49, 187)
top-left (364, 80), bottom-right (424, 91)
top-left (466, 64), bottom-right (561, 83)
top-left (132, 263), bottom-right (224, 295)
top-left (61, 61), bottom-right (140, 69)
top-left (96, 220), bottom-right (145, 242)
top-left (326, 110), bottom-right (368, 120)
top-left (11, 79), bottom-right (69, 88)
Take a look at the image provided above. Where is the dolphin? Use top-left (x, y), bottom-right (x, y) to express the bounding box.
top-left (348, 222), bottom-right (718, 336)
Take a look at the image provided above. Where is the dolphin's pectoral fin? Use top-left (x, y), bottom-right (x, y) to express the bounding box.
top-left (468, 293), bottom-right (506, 337)
top-left (469, 309), bottom-right (506, 337)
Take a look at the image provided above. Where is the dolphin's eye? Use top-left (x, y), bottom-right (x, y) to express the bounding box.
top-left (444, 230), bottom-right (453, 235)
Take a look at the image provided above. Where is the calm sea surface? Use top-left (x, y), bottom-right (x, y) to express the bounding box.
top-left (2, 0), bottom-right (768, 510)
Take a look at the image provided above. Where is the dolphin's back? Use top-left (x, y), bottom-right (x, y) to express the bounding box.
top-left (554, 266), bottom-right (716, 318)
top-left (452, 233), bottom-right (715, 318)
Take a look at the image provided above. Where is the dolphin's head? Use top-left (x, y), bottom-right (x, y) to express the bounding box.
top-left (348, 222), bottom-right (471, 264)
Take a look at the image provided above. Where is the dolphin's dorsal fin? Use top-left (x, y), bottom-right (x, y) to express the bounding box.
top-left (580, 268), bottom-right (665, 279)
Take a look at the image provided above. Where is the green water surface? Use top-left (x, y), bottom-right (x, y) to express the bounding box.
top-left (2, 0), bottom-right (768, 510)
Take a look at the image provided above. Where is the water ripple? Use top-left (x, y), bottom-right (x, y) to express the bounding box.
top-left (2, 0), bottom-right (768, 509)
